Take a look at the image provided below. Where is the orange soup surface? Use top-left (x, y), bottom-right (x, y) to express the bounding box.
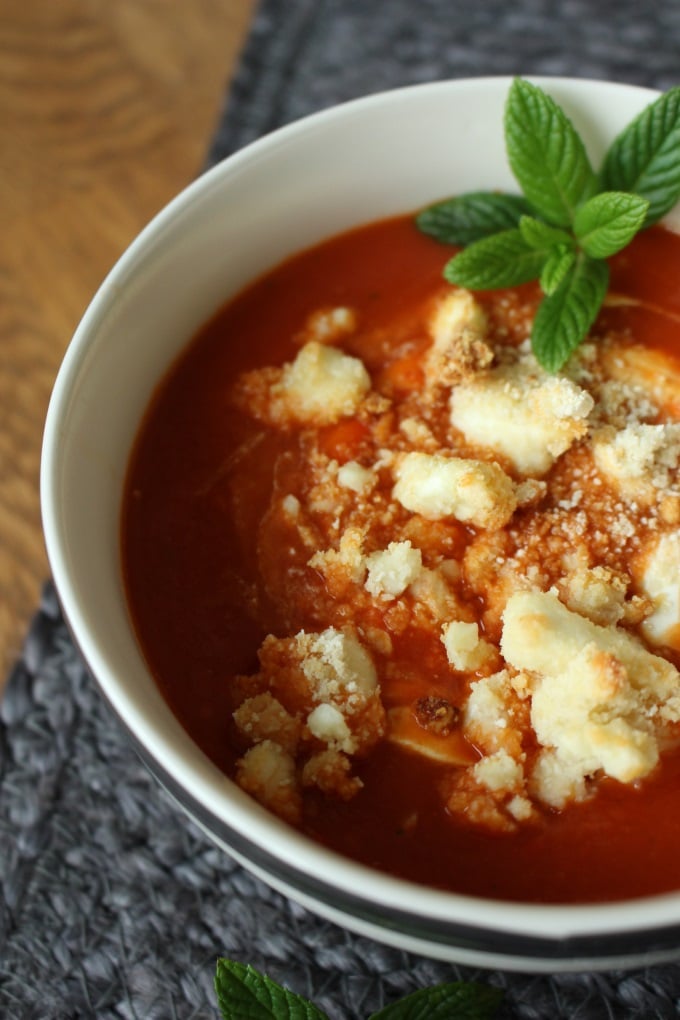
top-left (122, 214), bottom-right (680, 903)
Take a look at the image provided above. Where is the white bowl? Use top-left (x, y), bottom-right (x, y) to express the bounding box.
top-left (41, 76), bottom-right (680, 971)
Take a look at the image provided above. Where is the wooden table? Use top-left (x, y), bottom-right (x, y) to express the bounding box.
top-left (0, 0), bottom-right (255, 684)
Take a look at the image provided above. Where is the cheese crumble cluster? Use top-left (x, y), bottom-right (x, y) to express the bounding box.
top-left (230, 286), bottom-right (680, 833)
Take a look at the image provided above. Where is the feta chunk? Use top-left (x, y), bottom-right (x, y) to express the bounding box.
top-left (473, 749), bottom-right (524, 793)
top-left (275, 341), bottom-right (371, 424)
top-left (337, 460), bottom-right (376, 493)
top-left (307, 703), bottom-right (354, 752)
top-left (364, 540), bottom-right (422, 598)
top-left (593, 422), bottom-right (680, 502)
top-left (450, 355), bottom-right (593, 475)
top-left (640, 531), bottom-right (680, 650)
top-left (430, 289), bottom-right (488, 347)
top-left (441, 620), bottom-right (495, 671)
top-left (561, 562), bottom-right (627, 626)
top-left (425, 289), bottom-right (493, 389)
top-left (301, 306), bottom-right (357, 344)
top-left (392, 451), bottom-right (517, 528)
top-left (233, 692), bottom-right (301, 753)
top-left (298, 627), bottom-right (378, 700)
top-left (236, 741), bottom-right (301, 824)
top-left (501, 590), bottom-right (680, 804)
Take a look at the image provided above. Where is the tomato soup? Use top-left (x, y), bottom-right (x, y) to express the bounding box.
top-left (122, 214), bottom-right (680, 903)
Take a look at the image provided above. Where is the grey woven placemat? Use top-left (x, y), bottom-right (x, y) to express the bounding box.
top-left (3, 1), bottom-right (680, 1017)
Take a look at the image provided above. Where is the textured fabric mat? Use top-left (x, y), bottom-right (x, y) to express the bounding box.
top-left (4, 1), bottom-right (680, 1017)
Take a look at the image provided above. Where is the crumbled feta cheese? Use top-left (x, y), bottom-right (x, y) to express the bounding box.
top-left (409, 566), bottom-right (464, 625)
top-left (308, 526), bottom-right (367, 587)
top-left (425, 289), bottom-right (493, 390)
top-left (301, 306), bottom-right (357, 344)
top-left (430, 289), bottom-right (488, 347)
top-left (463, 670), bottom-right (526, 759)
top-left (364, 540), bottom-right (423, 598)
top-left (235, 741), bottom-right (301, 824)
top-left (593, 422), bottom-right (680, 502)
top-left (600, 342), bottom-right (680, 419)
top-left (506, 795), bottom-right (533, 821)
top-left (450, 354), bottom-right (593, 475)
top-left (307, 703), bottom-right (354, 752)
top-left (501, 590), bottom-right (680, 805)
top-left (274, 341), bottom-right (371, 424)
top-left (281, 494), bottom-right (301, 518)
top-left (296, 627), bottom-right (378, 702)
top-left (337, 460), bottom-right (376, 493)
top-left (441, 620), bottom-right (494, 671)
top-left (560, 562), bottom-right (627, 626)
top-left (301, 748), bottom-right (363, 799)
top-left (473, 749), bottom-right (524, 793)
top-left (392, 451), bottom-right (517, 528)
top-left (640, 531), bottom-right (680, 650)
top-left (233, 692), bottom-right (301, 753)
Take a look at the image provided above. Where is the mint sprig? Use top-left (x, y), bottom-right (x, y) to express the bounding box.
top-left (215, 959), bottom-right (503, 1020)
top-left (215, 960), bottom-right (329, 1019)
top-left (418, 78), bottom-right (680, 372)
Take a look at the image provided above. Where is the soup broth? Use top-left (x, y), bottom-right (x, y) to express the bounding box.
top-left (122, 214), bottom-right (680, 903)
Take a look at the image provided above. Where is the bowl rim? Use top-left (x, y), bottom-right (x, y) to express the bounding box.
top-left (40, 74), bottom-right (680, 962)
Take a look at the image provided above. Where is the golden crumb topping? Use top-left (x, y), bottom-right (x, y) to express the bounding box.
top-left (229, 285), bottom-right (680, 833)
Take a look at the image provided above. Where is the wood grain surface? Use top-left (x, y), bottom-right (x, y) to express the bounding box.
top-left (0, 0), bottom-right (256, 682)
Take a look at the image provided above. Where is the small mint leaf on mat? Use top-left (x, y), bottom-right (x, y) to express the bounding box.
top-left (532, 255), bottom-right (609, 372)
top-left (368, 980), bottom-right (504, 1019)
top-left (504, 77), bottom-right (597, 227)
top-left (416, 192), bottom-right (533, 245)
top-left (573, 191), bottom-right (649, 258)
top-left (215, 960), bottom-right (329, 1020)
top-left (599, 85), bottom-right (680, 225)
top-left (443, 228), bottom-right (547, 289)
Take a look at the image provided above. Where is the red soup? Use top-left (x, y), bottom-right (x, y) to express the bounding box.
top-left (122, 213), bottom-right (680, 903)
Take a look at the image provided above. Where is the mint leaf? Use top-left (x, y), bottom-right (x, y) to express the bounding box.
top-left (504, 78), bottom-right (597, 227)
top-left (416, 192), bottom-right (533, 245)
top-left (519, 215), bottom-right (573, 250)
top-left (573, 191), bottom-right (649, 258)
top-left (368, 980), bottom-right (503, 1019)
top-left (531, 255), bottom-right (609, 371)
top-left (215, 960), bottom-right (329, 1020)
top-left (540, 245), bottom-right (576, 295)
top-left (599, 85), bottom-right (680, 226)
top-left (443, 229), bottom-right (547, 289)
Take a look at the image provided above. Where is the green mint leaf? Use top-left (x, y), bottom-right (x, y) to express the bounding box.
top-left (540, 245), bottom-right (576, 295)
top-left (368, 980), bottom-right (503, 1020)
top-left (532, 254), bottom-right (609, 372)
top-left (573, 191), bottom-right (649, 258)
top-left (504, 78), bottom-right (597, 227)
top-left (215, 960), bottom-right (329, 1020)
top-left (443, 228), bottom-right (546, 289)
top-left (599, 85), bottom-right (680, 226)
top-left (518, 215), bottom-right (573, 250)
top-left (416, 192), bottom-right (533, 245)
